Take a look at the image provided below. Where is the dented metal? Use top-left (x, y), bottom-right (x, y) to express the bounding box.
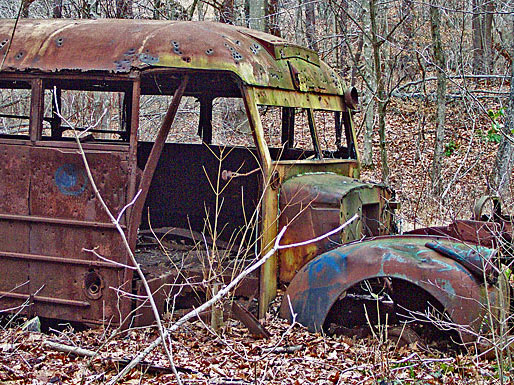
top-left (278, 173), bottom-right (394, 282)
top-left (280, 236), bottom-right (503, 343)
top-left (0, 19), bottom-right (342, 95)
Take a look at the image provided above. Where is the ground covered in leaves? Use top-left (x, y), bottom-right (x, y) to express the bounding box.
top-left (0, 297), bottom-right (505, 385)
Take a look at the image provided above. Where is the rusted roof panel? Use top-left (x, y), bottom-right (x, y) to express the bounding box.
top-left (0, 19), bottom-right (343, 95)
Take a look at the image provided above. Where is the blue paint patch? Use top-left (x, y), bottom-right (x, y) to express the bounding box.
top-left (54, 164), bottom-right (88, 196)
top-left (307, 251), bottom-right (347, 288)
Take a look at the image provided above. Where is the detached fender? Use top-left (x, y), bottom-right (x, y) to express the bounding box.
top-left (280, 236), bottom-right (500, 343)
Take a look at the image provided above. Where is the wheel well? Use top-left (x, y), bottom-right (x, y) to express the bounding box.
top-left (323, 277), bottom-right (462, 346)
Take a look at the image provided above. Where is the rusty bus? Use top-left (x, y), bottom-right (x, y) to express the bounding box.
top-left (0, 18), bottom-right (508, 343)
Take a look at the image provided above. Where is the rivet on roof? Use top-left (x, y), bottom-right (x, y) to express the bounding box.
top-left (114, 59), bottom-right (131, 71)
top-left (139, 53), bottom-right (159, 64)
top-left (232, 51), bottom-right (243, 62)
top-left (56, 37), bottom-right (64, 47)
top-left (171, 41), bottom-right (182, 55)
top-left (250, 43), bottom-right (261, 55)
top-left (205, 48), bottom-right (214, 55)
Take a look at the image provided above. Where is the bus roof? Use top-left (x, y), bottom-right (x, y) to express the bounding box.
top-left (0, 18), bottom-right (343, 95)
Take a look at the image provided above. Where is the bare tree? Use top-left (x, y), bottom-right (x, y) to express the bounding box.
top-left (472, 0), bottom-right (495, 75)
top-left (429, 0), bottom-right (447, 195)
top-left (220, 0), bottom-right (235, 23)
top-left (492, 17), bottom-right (514, 197)
top-left (304, 0), bottom-right (318, 51)
top-left (116, 0), bottom-right (133, 18)
top-left (53, 0), bottom-right (63, 18)
top-left (266, 0), bottom-right (281, 36)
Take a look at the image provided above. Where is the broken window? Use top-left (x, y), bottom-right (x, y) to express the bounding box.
top-left (139, 95), bottom-right (201, 143)
top-left (42, 79), bottom-right (132, 142)
top-left (211, 97), bottom-right (252, 147)
top-left (0, 80), bottom-right (31, 139)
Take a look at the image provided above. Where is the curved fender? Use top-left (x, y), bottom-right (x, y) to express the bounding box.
top-left (280, 236), bottom-right (499, 343)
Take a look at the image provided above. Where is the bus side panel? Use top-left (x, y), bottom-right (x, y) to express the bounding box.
top-left (4, 145), bottom-right (132, 325)
top-left (0, 143), bottom-right (31, 312)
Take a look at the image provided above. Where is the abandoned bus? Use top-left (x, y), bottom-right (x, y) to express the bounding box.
top-left (0, 18), bottom-right (505, 343)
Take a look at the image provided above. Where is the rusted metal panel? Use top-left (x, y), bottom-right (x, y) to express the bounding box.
top-left (28, 261), bottom-right (125, 323)
top-left (0, 143), bottom-right (30, 215)
top-left (25, 143), bottom-right (131, 323)
top-left (0, 143), bottom-right (30, 310)
top-left (0, 19), bottom-right (342, 95)
top-left (29, 146), bottom-right (128, 224)
top-left (278, 173), bottom-right (393, 282)
top-left (280, 236), bottom-right (502, 343)
top-left (407, 219), bottom-right (512, 248)
top-left (0, 139), bottom-right (131, 324)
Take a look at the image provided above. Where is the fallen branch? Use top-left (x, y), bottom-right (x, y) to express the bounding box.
top-left (43, 341), bottom-right (95, 357)
top-left (42, 341), bottom-right (196, 375)
top-left (261, 344), bottom-right (303, 354)
top-left (107, 213), bottom-right (359, 384)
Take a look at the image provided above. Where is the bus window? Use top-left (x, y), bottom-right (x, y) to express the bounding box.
top-left (42, 80), bottom-right (131, 142)
top-left (0, 80), bottom-right (31, 139)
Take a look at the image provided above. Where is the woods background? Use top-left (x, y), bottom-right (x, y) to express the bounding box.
top-left (3, 0), bottom-right (514, 228)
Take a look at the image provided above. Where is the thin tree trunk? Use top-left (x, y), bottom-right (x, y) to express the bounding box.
top-left (472, 0), bottom-right (483, 74)
top-left (337, 0), bottom-right (349, 76)
top-left (266, 0), bottom-right (280, 36)
top-left (116, 0), bottom-right (133, 18)
top-left (304, 0), bottom-right (318, 51)
top-left (53, 0), bottom-right (63, 18)
top-left (361, 0), bottom-right (375, 167)
top-left (21, 0), bottom-right (32, 17)
top-left (429, 0), bottom-right (447, 196)
top-left (370, 0), bottom-right (389, 182)
top-left (220, 0), bottom-right (235, 24)
top-left (482, 0), bottom-right (495, 74)
top-left (493, 16), bottom-right (514, 198)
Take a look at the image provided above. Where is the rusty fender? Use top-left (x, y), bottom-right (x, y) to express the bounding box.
top-left (280, 236), bottom-right (504, 343)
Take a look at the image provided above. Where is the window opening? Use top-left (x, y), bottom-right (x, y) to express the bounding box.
top-left (42, 80), bottom-right (131, 142)
top-left (212, 97), bottom-right (252, 147)
top-left (139, 95), bottom-right (200, 143)
top-left (0, 80), bottom-right (31, 139)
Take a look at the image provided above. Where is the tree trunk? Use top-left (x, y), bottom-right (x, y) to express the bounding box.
top-left (337, 0), bottom-right (349, 77)
top-left (266, 0), bottom-right (280, 36)
top-left (53, 0), bottom-right (63, 18)
top-left (493, 17), bottom-right (514, 198)
top-left (482, 0), bottom-right (495, 74)
top-left (21, 0), bottom-right (32, 17)
top-left (361, 0), bottom-right (375, 168)
top-left (220, 0), bottom-right (235, 24)
top-left (369, 0), bottom-right (389, 182)
top-left (429, 1), bottom-right (447, 196)
top-left (472, 0), bottom-right (483, 74)
top-left (304, 0), bottom-right (317, 51)
top-left (116, 0), bottom-right (133, 18)
top-left (248, 0), bottom-right (265, 31)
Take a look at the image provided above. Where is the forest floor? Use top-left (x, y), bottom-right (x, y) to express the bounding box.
top-left (0, 294), bottom-right (507, 385)
top-left (1, 93), bottom-right (513, 384)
